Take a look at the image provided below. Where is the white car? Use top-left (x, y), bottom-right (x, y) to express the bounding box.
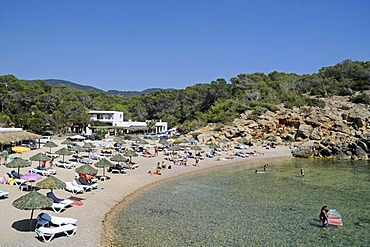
top-left (144, 133), bottom-right (158, 139)
top-left (38, 136), bottom-right (52, 144)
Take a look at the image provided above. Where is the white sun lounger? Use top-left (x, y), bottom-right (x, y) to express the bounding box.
top-left (0, 190), bottom-right (9, 198)
top-left (71, 180), bottom-right (92, 192)
top-left (64, 181), bottom-right (84, 194)
top-left (30, 168), bottom-right (57, 176)
top-left (36, 212), bottom-right (77, 228)
top-left (55, 160), bottom-right (75, 169)
top-left (13, 179), bottom-right (27, 186)
top-left (35, 224), bottom-right (77, 242)
top-left (49, 203), bottom-right (69, 213)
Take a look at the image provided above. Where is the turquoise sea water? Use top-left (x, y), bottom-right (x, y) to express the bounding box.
top-left (110, 159), bottom-right (370, 246)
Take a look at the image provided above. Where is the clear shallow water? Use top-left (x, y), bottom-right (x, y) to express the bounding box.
top-left (110, 159), bottom-right (370, 246)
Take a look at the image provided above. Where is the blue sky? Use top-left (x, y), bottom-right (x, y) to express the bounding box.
top-left (1, 0), bottom-right (369, 91)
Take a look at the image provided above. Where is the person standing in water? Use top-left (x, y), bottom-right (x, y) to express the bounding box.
top-left (300, 168), bottom-right (305, 177)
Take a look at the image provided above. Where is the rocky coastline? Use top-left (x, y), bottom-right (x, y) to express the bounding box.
top-left (190, 95), bottom-right (370, 160)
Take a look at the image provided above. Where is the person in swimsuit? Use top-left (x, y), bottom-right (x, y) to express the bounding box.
top-left (300, 168), bottom-right (305, 177)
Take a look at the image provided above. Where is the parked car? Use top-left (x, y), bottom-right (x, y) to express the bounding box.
top-left (38, 136), bottom-right (52, 144)
top-left (144, 133), bottom-right (158, 139)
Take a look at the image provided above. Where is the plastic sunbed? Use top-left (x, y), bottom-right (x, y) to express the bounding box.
top-left (0, 190), bottom-right (9, 198)
top-left (35, 224), bottom-right (77, 242)
top-left (64, 181), bottom-right (84, 194)
top-left (36, 212), bottom-right (77, 228)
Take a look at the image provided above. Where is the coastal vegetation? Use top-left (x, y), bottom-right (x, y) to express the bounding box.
top-left (0, 59), bottom-right (369, 135)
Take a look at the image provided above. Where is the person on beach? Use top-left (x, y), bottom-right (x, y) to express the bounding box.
top-left (195, 155), bottom-right (199, 167)
top-left (161, 161), bottom-right (166, 169)
top-left (2, 150), bottom-right (8, 165)
top-left (263, 163), bottom-right (268, 172)
top-left (49, 157), bottom-right (54, 168)
top-left (320, 205), bottom-right (329, 227)
top-left (300, 168), bottom-right (305, 177)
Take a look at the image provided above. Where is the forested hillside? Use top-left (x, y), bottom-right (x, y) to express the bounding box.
top-left (1, 60), bottom-right (369, 135)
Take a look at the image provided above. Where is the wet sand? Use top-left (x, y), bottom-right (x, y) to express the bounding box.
top-left (0, 137), bottom-right (292, 246)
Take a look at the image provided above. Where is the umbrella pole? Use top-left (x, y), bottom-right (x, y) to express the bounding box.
top-left (30, 209), bottom-right (34, 230)
top-left (18, 166), bottom-right (20, 175)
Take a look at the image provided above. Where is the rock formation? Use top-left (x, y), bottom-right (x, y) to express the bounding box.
top-left (189, 95), bottom-right (370, 160)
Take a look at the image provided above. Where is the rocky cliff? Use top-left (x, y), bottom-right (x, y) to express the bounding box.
top-left (190, 95), bottom-right (370, 160)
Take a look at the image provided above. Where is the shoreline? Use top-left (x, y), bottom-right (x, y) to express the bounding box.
top-left (100, 151), bottom-right (293, 246)
top-left (0, 138), bottom-right (293, 246)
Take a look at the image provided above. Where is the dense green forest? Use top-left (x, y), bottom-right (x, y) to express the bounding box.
top-left (0, 60), bottom-right (369, 135)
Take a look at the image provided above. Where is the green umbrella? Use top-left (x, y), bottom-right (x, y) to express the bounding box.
top-left (36, 175), bottom-right (66, 192)
top-left (174, 138), bottom-right (188, 145)
top-left (12, 190), bottom-right (53, 230)
top-left (209, 143), bottom-right (220, 149)
top-left (139, 139), bottom-right (149, 145)
top-left (220, 138), bottom-right (231, 143)
top-left (75, 164), bottom-right (98, 175)
top-left (61, 139), bottom-right (74, 145)
top-left (168, 146), bottom-right (181, 151)
top-left (71, 145), bottom-right (84, 153)
top-left (94, 158), bottom-right (113, 177)
top-left (29, 153), bottom-right (50, 167)
top-left (238, 137), bottom-right (250, 144)
top-left (55, 147), bottom-right (73, 162)
top-left (130, 136), bottom-right (142, 142)
top-left (191, 146), bottom-right (202, 151)
top-left (83, 142), bottom-right (96, 149)
top-left (43, 141), bottom-right (58, 152)
top-left (110, 153), bottom-right (128, 164)
top-left (6, 157), bottom-right (31, 174)
top-left (124, 150), bottom-right (138, 157)
top-left (113, 136), bottom-right (125, 142)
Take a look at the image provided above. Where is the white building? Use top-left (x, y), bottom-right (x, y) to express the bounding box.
top-left (87, 110), bottom-right (168, 135)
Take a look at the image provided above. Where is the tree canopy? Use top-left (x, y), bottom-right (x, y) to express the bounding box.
top-left (0, 60), bottom-right (369, 134)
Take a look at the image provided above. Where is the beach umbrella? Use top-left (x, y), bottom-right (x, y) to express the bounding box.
top-left (61, 139), bottom-right (74, 145)
top-left (238, 137), bottom-right (250, 144)
top-left (21, 172), bottom-right (43, 189)
top-left (168, 146), bottom-right (181, 151)
top-left (11, 146), bottom-right (31, 157)
top-left (94, 158), bottom-right (113, 178)
top-left (75, 164), bottom-right (98, 175)
top-left (159, 139), bottom-right (168, 145)
top-left (55, 147), bottom-right (73, 162)
top-left (43, 141), bottom-right (58, 152)
top-left (71, 145), bottom-right (84, 153)
top-left (110, 153), bottom-right (128, 164)
top-left (124, 150), bottom-right (138, 157)
top-left (83, 142), bottom-right (96, 149)
top-left (139, 139), bottom-right (149, 145)
top-left (6, 157), bottom-right (31, 174)
top-left (29, 153), bottom-right (50, 167)
top-left (220, 138), bottom-right (231, 143)
top-left (209, 143), bottom-right (220, 149)
top-left (191, 146), bottom-right (202, 151)
top-left (113, 136), bottom-right (124, 142)
top-left (36, 175), bottom-right (66, 192)
top-left (130, 136), bottom-right (142, 142)
top-left (174, 138), bottom-right (188, 145)
top-left (13, 190), bottom-right (53, 230)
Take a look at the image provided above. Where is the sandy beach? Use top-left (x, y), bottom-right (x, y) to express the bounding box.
top-left (0, 137), bottom-right (293, 246)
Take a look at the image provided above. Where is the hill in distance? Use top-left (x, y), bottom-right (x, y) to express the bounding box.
top-left (31, 79), bottom-right (174, 97)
